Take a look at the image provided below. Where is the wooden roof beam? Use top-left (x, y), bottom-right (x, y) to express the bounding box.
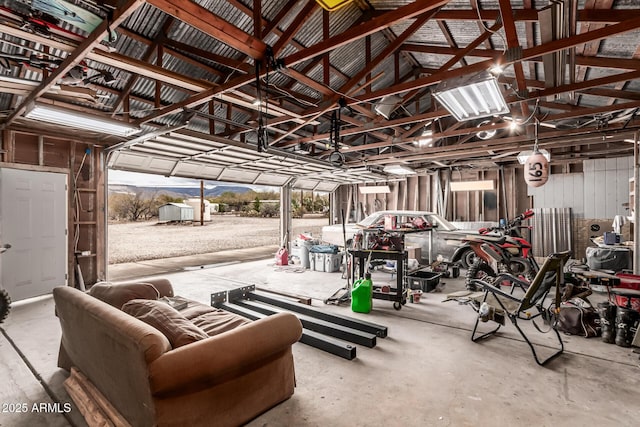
top-left (272, 1), bottom-right (318, 56)
top-left (430, 9), bottom-right (640, 24)
top-left (146, 0), bottom-right (267, 59)
top-left (352, 15), bottom-right (640, 105)
top-left (499, 0), bottom-right (529, 116)
top-left (282, 0), bottom-right (449, 68)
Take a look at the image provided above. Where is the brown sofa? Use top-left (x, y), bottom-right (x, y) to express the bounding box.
top-left (53, 278), bottom-right (303, 427)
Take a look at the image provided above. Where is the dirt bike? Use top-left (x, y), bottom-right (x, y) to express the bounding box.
top-left (0, 243), bottom-right (11, 323)
top-left (462, 210), bottom-right (540, 291)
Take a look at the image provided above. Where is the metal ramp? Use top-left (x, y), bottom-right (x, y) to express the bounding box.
top-left (212, 286), bottom-right (388, 360)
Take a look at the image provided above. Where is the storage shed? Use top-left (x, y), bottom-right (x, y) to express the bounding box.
top-left (185, 198), bottom-right (211, 221)
top-left (158, 203), bottom-right (194, 222)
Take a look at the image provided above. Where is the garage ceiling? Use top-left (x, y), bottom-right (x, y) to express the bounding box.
top-left (2, 0), bottom-right (640, 188)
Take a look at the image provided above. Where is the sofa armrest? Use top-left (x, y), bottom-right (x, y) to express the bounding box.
top-left (148, 312), bottom-right (302, 395)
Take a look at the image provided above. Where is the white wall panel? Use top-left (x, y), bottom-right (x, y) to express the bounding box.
top-left (528, 173), bottom-right (584, 214)
top-left (583, 158), bottom-right (632, 218)
top-left (596, 170), bottom-right (611, 218)
top-left (525, 157), bottom-right (634, 218)
top-left (571, 174), bottom-right (585, 215)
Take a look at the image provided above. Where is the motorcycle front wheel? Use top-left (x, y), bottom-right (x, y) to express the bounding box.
top-left (0, 288), bottom-right (11, 324)
top-left (465, 260), bottom-right (497, 291)
top-left (461, 249), bottom-right (479, 270)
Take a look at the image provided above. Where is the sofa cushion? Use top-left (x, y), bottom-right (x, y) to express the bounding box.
top-left (122, 299), bottom-right (208, 348)
top-left (88, 282), bottom-right (160, 309)
top-left (192, 310), bottom-right (252, 337)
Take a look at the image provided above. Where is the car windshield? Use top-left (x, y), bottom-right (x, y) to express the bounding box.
top-left (357, 212), bottom-right (458, 231)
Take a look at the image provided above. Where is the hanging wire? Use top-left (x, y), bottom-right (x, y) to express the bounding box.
top-left (475, 3), bottom-right (507, 53)
top-left (256, 47), bottom-right (275, 153)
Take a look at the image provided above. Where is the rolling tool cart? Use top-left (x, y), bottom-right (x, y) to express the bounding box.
top-left (349, 249), bottom-right (408, 310)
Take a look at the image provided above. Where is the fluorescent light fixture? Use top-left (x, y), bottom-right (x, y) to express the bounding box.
top-left (476, 119), bottom-right (497, 140)
top-left (359, 185), bottom-right (391, 194)
top-left (517, 149), bottom-right (550, 164)
top-left (383, 164), bottom-right (416, 175)
top-left (433, 71), bottom-right (509, 122)
top-left (24, 103), bottom-right (141, 137)
top-left (450, 180), bottom-right (495, 192)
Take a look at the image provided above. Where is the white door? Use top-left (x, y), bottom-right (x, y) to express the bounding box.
top-left (0, 168), bottom-right (67, 301)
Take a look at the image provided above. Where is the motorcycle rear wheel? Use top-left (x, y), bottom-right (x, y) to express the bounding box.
top-left (0, 288), bottom-right (11, 324)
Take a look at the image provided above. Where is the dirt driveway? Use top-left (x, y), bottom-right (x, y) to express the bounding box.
top-left (108, 216), bottom-right (328, 264)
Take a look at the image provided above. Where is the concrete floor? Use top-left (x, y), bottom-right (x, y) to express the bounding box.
top-left (1, 249), bottom-right (639, 427)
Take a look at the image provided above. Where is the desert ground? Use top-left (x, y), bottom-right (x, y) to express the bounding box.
top-left (108, 215), bottom-right (328, 264)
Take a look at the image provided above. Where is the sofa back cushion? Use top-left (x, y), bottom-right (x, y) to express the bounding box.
top-left (122, 299), bottom-right (209, 348)
top-left (88, 282), bottom-right (160, 309)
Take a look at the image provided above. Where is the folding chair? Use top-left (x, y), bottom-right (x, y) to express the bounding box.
top-left (469, 250), bottom-right (572, 366)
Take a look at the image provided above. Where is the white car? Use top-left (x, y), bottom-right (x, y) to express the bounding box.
top-left (322, 210), bottom-right (475, 266)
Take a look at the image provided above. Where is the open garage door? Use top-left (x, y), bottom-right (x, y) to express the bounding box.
top-left (0, 168), bottom-right (68, 301)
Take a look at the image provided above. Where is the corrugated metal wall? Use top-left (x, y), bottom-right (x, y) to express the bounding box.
top-left (332, 157), bottom-right (635, 261)
top-left (528, 157), bottom-right (632, 218)
top-left (524, 156), bottom-right (633, 258)
top-left (531, 208), bottom-right (573, 257)
top-left (330, 166), bottom-right (526, 224)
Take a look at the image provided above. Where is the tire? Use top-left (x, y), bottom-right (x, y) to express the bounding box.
top-left (465, 260), bottom-right (496, 291)
top-left (0, 288), bottom-right (11, 324)
top-left (461, 249), bottom-right (479, 270)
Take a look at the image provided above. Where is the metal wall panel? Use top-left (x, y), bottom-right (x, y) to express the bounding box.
top-left (532, 208), bottom-right (573, 257)
top-left (529, 156), bottom-right (632, 219)
top-left (528, 173), bottom-right (584, 215)
top-left (583, 157), bottom-right (632, 219)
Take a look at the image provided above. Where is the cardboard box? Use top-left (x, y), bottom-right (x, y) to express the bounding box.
top-left (406, 246), bottom-right (422, 261)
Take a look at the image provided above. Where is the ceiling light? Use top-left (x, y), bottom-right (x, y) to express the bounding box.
top-left (509, 120), bottom-right (520, 131)
top-left (433, 71), bottom-right (509, 122)
top-left (450, 180), bottom-right (495, 192)
top-left (359, 185), bottom-right (391, 194)
top-left (315, 0), bottom-right (353, 11)
top-left (24, 103), bottom-right (141, 137)
top-left (489, 64), bottom-right (504, 75)
top-left (383, 165), bottom-right (416, 175)
top-left (476, 119), bottom-right (498, 140)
